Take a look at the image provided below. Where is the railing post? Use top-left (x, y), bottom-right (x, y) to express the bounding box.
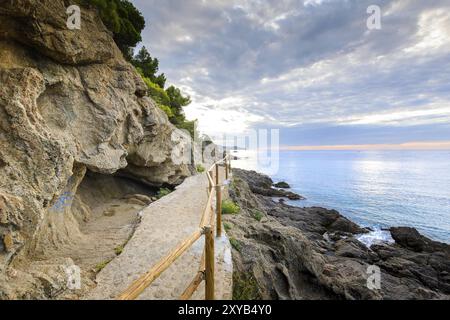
top-left (215, 185), bottom-right (222, 237)
top-left (204, 226), bottom-right (215, 300)
top-left (215, 164), bottom-right (219, 185)
top-left (208, 173), bottom-right (212, 192)
top-left (225, 159), bottom-right (229, 180)
top-left (208, 170), bottom-right (214, 192)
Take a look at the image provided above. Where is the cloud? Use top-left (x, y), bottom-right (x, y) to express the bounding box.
top-left (132, 0), bottom-right (450, 145)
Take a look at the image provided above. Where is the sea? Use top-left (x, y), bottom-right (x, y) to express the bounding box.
top-left (232, 149), bottom-right (450, 244)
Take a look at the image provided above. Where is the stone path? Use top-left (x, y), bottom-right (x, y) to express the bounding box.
top-left (86, 171), bottom-right (233, 300)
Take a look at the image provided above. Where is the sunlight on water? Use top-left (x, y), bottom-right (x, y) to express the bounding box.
top-left (233, 149), bottom-right (450, 243)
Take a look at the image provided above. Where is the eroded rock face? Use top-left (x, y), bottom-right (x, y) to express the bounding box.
top-left (225, 169), bottom-right (450, 300)
top-left (0, 0), bottom-right (192, 298)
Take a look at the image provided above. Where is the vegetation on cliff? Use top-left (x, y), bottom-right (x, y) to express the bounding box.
top-left (132, 47), bottom-right (196, 137)
top-left (78, 0), bottom-right (145, 59)
top-left (79, 0), bottom-right (196, 137)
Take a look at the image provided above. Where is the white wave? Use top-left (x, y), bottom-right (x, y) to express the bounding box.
top-left (356, 228), bottom-right (395, 248)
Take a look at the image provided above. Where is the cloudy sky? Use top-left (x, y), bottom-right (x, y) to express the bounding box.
top-left (132, 0), bottom-right (450, 148)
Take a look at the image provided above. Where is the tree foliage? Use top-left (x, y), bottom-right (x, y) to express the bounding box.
top-left (132, 47), bottom-right (166, 88)
top-left (133, 48), bottom-right (193, 135)
top-left (165, 85), bottom-right (192, 125)
top-left (81, 1), bottom-right (196, 137)
top-left (79, 0), bottom-right (145, 59)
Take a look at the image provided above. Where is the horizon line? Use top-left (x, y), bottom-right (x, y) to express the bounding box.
top-left (279, 141), bottom-right (450, 151)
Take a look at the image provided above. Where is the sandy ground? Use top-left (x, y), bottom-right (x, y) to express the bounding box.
top-left (85, 170), bottom-right (233, 300)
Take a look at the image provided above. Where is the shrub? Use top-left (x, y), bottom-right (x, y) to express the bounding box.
top-left (224, 222), bottom-right (232, 232)
top-left (114, 245), bottom-right (124, 256)
top-left (222, 200), bottom-right (240, 215)
top-left (157, 104), bottom-right (174, 118)
top-left (229, 237), bottom-right (242, 252)
top-left (233, 272), bottom-right (261, 300)
top-left (156, 187), bottom-right (172, 199)
top-left (251, 210), bottom-right (264, 222)
top-left (230, 178), bottom-right (241, 197)
top-left (94, 259), bottom-right (113, 273)
top-left (196, 164), bottom-right (205, 173)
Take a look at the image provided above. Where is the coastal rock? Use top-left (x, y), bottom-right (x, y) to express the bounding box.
top-left (273, 181), bottom-right (290, 189)
top-left (233, 169), bottom-right (305, 200)
top-left (0, 0), bottom-right (192, 298)
top-left (224, 169), bottom-right (450, 300)
top-left (0, 0), bottom-right (116, 65)
top-left (390, 227), bottom-right (450, 255)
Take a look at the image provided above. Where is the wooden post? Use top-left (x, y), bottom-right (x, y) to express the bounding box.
top-left (208, 173), bottom-right (212, 192)
top-left (215, 185), bottom-right (222, 237)
top-left (204, 226), bottom-right (215, 300)
top-left (225, 160), bottom-right (229, 180)
top-left (215, 164), bottom-right (219, 185)
top-left (208, 170), bottom-right (214, 192)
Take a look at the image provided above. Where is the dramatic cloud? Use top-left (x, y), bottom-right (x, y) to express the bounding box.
top-left (132, 0), bottom-right (450, 146)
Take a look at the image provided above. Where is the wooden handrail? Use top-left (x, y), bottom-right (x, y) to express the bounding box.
top-left (180, 249), bottom-right (206, 300)
top-left (199, 190), bottom-right (214, 228)
top-left (117, 229), bottom-right (203, 300)
top-left (180, 271), bottom-right (204, 300)
top-left (215, 185), bottom-right (222, 237)
top-left (116, 153), bottom-right (231, 300)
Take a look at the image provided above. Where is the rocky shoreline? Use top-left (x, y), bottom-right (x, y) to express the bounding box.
top-left (223, 169), bottom-right (450, 300)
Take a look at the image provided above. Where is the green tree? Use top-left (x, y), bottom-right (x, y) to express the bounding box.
top-left (79, 0), bottom-right (145, 60)
top-left (165, 86), bottom-right (191, 125)
top-left (154, 73), bottom-right (167, 89)
top-left (132, 47), bottom-right (167, 89)
top-left (82, 1), bottom-right (195, 137)
top-left (132, 47), bottom-right (160, 80)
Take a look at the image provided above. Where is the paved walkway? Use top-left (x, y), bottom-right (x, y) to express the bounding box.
top-left (86, 171), bottom-right (233, 300)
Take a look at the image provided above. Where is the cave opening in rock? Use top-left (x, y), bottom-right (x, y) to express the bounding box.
top-left (34, 166), bottom-right (166, 298)
top-left (69, 169), bottom-right (161, 263)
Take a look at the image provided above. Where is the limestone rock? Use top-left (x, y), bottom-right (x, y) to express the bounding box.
top-left (0, 0), bottom-right (192, 297)
top-left (2, 233), bottom-right (14, 253)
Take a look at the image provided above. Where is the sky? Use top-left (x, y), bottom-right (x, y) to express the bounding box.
top-left (132, 0), bottom-right (450, 148)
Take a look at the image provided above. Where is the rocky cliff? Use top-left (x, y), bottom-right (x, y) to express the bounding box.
top-left (225, 169), bottom-right (450, 300)
top-left (0, 0), bottom-right (193, 298)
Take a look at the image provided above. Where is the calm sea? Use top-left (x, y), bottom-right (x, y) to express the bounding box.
top-left (232, 150), bottom-right (450, 243)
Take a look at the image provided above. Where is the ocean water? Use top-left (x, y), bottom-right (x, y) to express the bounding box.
top-left (232, 150), bottom-right (450, 244)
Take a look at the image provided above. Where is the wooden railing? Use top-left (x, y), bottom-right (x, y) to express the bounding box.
top-left (117, 153), bottom-right (232, 300)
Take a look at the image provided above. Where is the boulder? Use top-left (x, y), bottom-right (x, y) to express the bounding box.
top-left (233, 169), bottom-right (305, 200)
top-left (273, 181), bottom-right (290, 189)
top-left (390, 227), bottom-right (450, 254)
